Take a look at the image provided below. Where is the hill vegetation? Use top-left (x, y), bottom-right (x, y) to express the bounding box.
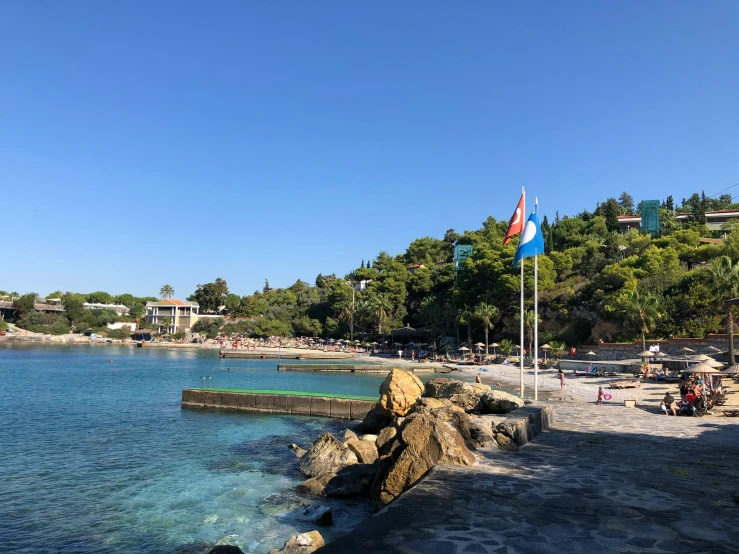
top-left (4, 191), bottom-right (739, 350)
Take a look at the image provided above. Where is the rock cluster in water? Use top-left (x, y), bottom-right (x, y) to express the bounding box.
top-left (291, 369), bottom-right (525, 509)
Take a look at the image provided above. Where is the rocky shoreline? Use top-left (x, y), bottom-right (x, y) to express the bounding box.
top-left (241, 369), bottom-right (545, 554)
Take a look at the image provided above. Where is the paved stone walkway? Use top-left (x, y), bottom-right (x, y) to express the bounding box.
top-left (317, 403), bottom-right (739, 554)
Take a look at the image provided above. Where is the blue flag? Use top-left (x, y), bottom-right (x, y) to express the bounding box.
top-left (513, 206), bottom-right (545, 268)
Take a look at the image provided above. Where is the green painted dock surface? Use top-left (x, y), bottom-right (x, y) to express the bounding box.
top-left (193, 388), bottom-right (378, 402)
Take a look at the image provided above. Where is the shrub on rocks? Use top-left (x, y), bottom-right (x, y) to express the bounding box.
top-left (299, 433), bottom-right (358, 478)
top-left (377, 368), bottom-right (424, 417)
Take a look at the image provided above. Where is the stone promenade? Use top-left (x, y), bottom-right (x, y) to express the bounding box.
top-left (317, 402), bottom-right (739, 554)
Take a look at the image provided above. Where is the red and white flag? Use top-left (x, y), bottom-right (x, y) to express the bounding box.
top-left (503, 193), bottom-right (525, 245)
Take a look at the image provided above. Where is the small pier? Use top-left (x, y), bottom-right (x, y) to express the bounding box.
top-left (220, 350), bottom-right (355, 360)
top-left (181, 388), bottom-right (376, 419)
top-left (278, 363), bottom-right (392, 373)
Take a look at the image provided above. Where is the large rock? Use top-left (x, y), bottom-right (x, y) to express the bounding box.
top-left (346, 439), bottom-right (378, 464)
top-left (268, 530), bottom-right (325, 554)
top-left (480, 390), bottom-right (524, 414)
top-left (323, 463), bottom-right (379, 497)
top-left (377, 368), bottom-right (424, 417)
top-left (424, 378), bottom-right (491, 399)
top-left (371, 407), bottom-right (476, 507)
top-left (298, 433), bottom-right (358, 478)
top-left (357, 406), bottom-right (393, 434)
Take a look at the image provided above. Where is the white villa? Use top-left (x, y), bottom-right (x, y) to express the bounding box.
top-left (145, 299), bottom-right (200, 334)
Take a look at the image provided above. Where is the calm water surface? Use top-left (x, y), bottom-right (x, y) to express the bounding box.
top-left (0, 345), bottom-right (388, 553)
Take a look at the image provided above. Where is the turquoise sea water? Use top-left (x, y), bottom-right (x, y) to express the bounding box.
top-left (0, 345), bottom-right (388, 554)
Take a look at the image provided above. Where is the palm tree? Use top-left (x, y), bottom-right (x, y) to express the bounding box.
top-left (474, 302), bottom-right (499, 355)
top-left (160, 284), bottom-right (175, 299)
top-left (370, 293), bottom-right (392, 334)
top-left (621, 290), bottom-right (663, 354)
top-left (707, 256), bottom-right (739, 365)
top-left (458, 307), bottom-right (475, 351)
top-left (515, 308), bottom-right (540, 360)
top-left (499, 338), bottom-right (515, 358)
top-left (162, 316), bottom-right (172, 334)
top-left (549, 340), bottom-right (566, 361)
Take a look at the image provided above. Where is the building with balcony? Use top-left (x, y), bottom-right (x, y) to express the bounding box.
top-left (618, 209), bottom-right (739, 234)
top-left (145, 299), bottom-right (200, 334)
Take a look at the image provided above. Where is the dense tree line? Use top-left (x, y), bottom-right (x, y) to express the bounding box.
top-left (5, 190), bottom-right (739, 351)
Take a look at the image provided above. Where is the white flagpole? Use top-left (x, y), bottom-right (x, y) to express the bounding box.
top-left (534, 197), bottom-right (539, 401)
top-left (520, 187), bottom-right (525, 399)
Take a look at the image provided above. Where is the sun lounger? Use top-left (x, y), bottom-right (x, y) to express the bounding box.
top-left (609, 380), bottom-right (640, 389)
top-left (722, 410), bottom-right (739, 417)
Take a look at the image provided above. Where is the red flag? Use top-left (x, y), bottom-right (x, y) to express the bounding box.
top-left (503, 193), bottom-right (525, 245)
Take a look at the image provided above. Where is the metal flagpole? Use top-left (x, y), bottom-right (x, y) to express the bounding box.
top-left (534, 197), bottom-right (539, 401)
top-left (520, 187), bottom-right (525, 399)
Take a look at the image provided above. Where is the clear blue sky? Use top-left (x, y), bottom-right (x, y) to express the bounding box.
top-left (2, 1), bottom-right (738, 298)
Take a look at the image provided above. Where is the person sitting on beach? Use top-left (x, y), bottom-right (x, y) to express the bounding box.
top-left (662, 392), bottom-right (677, 416)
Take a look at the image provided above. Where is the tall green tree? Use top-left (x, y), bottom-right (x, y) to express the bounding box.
top-left (458, 307), bottom-right (475, 351)
top-left (370, 292), bottom-right (392, 334)
top-left (474, 302), bottom-right (499, 355)
top-left (515, 308), bottom-right (540, 359)
top-left (707, 256), bottom-right (739, 365)
top-left (159, 284), bottom-right (175, 299)
top-left (621, 290), bottom-right (663, 353)
top-left (618, 192), bottom-right (635, 216)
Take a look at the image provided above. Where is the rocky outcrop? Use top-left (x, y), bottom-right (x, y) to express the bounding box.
top-left (480, 390), bottom-right (524, 413)
top-left (357, 406), bottom-right (393, 434)
top-left (377, 368), bottom-right (424, 417)
top-left (289, 443), bottom-right (307, 458)
top-left (268, 530), bottom-right (325, 554)
top-left (299, 433), bottom-right (358, 477)
top-left (371, 406), bottom-right (476, 507)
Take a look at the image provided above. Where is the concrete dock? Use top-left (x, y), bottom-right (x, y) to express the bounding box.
top-left (181, 388), bottom-right (377, 419)
top-left (277, 364), bottom-right (393, 373)
top-left (220, 350), bottom-right (356, 360)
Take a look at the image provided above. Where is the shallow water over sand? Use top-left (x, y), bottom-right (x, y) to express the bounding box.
top-left (0, 345), bottom-right (383, 553)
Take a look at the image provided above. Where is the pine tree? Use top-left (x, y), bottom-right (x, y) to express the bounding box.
top-left (361, 260), bottom-right (365, 268)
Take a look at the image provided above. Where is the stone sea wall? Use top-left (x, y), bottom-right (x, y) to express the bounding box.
top-left (574, 333), bottom-right (737, 361)
top-left (181, 389), bottom-right (375, 420)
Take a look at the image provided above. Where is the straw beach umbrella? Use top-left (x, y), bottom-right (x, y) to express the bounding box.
top-left (540, 344), bottom-right (551, 364)
top-left (490, 342), bottom-right (499, 357)
top-left (677, 347), bottom-right (696, 354)
top-left (722, 364), bottom-right (739, 375)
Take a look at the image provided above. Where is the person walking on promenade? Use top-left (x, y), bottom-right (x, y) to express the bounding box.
top-left (558, 368), bottom-right (566, 391)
